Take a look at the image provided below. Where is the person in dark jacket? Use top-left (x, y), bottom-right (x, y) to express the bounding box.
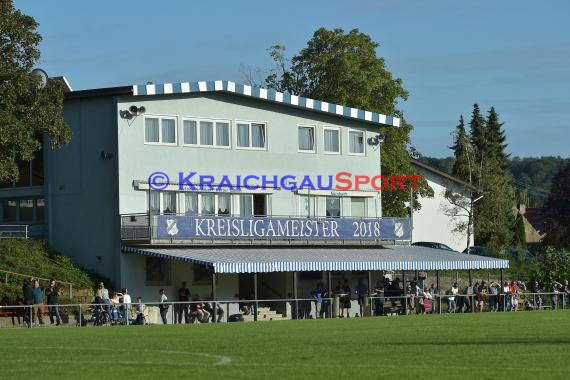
top-left (22, 279), bottom-right (34, 328)
top-left (45, 279), bottom-right (62, 326)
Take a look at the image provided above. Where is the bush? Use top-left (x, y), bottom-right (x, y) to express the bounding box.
top-left (0, 239), bottom-right (96, 300)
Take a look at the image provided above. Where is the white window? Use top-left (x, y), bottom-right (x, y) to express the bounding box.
top-left (183, 120), bottom-right (198, 145)
top-left (324, 127), bottom-right (340, 154)
top-left (238, 194), bottom-right (253, 217)
top-left (349, 130), bottom-right (365, 155)
top-left (145, 117), bottom-right (177, 145)
top-left (300, 195), bottom-right (316, 217)
top-left (326, 197), bottom-right (341, 218)
top-left (183, 118), bottom-right (230, 148)
top-left (351, 198), bottom-right (366, 217)
top-left (237, 122), bottom-right (266, 149)
top-left (184, 193), bottom-right (231, 216)
top-left (148, 191), bottom-right (177, 214)
top-left (298, 125), bottom-right (315, 152)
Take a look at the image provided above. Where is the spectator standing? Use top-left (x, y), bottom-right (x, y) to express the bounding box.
top-left (97, 282), bottom-right (110, 311)
top-left (502, 281), bottom-right (511, 311)
top-left (355, 278), bottom-right (368, 317)
top-left (550, 281), bottom-right (562, 310)
top-left (177, 282), bottom-right (191, 323)
top-left (32, 279), bottom-right (44, 325)
top-left (22, 279), bottom-right (34, 328)
top-left (532, 281), bottom-right (542, 310)
top-left (448, 282), bottom-right (459, 313)
top-left (121, 288), bottom-right (132, 325)
top-left (159, 288), bottom-right (169, 324)
top-left (429, 283), bottom-right (438, 314)
top-left (373, 281), bottom-right (385, 317)
top-left (488, 281), bottom-right (500, 312)
top-left (45, 279), bottom-right (62, 326)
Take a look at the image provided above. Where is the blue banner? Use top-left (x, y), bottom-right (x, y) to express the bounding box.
top-left (156, 215), bottom-right (411, 241)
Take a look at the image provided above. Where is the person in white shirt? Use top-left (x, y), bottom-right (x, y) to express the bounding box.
top-left (120, 288), bottom-right (132, 325)
top-left (448, 282), bottom-right (459, 313)
top-left (159, 288), bottom-right (169, 324)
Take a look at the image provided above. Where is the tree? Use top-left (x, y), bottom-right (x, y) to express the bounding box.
top-left (485, 107), bottom-right (510, 171)
top-left (263, 27), bottom-right (432, 216)
top-left (543, 160), bottom-right (570, 248)
top-left (450, 115), bottom-right (471, 182)
top-left (445, 105), bottom-right (516, 254)
top-left (468, 103), bottom-right (486, 184)
top-left (0, 0), bottom-right (70, 183)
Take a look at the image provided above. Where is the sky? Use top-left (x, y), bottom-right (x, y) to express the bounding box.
top-left (13, 0), bottom-right (570, 158)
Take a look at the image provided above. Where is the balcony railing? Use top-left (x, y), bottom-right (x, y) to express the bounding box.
top-left (120, 213), bottom-right (411, 245)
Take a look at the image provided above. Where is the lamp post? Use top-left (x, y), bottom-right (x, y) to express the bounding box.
top-left (377, 135), bottom-right (385, 217)
top-left (466, 194), bottom-right (484, 254)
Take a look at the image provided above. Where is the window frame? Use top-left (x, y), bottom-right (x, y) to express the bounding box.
top-left (182, 117), bottom-right (231, 149)
top-left (144, 115), bottom-right (178, 145)
top-left (235, 121), bottom-right (267, 150)
top-left (348, 129), bottom-right (365, 156)
top-left (297, 124), bottom-right (316, 153)
top-left (145, 257), bottom-right (171, 285)
top-left (323, 126), bottom-right (341, 155)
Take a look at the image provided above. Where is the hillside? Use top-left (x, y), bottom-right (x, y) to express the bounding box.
top-left (0, 239), bottom-right (95, 301)
top-left (418, 156), bottom-right (568, 207)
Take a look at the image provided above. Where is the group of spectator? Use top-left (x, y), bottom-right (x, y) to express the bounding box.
top-left (19, 278), bottom-right (63, 328)
top-left (157, 282), bottom-right (224, 325)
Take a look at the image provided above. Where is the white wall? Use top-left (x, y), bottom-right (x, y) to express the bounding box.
top-left (411, 169), bottom-right (473, 252)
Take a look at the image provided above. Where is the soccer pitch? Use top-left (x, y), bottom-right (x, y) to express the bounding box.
top-left (1, 311), bottom-right (568, 380)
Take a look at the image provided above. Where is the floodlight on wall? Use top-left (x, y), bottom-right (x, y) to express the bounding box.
top-left (120, 105), bottom-right (146, 123)
top-left (367, 134), bottom-right (384, 151)
top-left (31, 68), bottom-right (49, 89)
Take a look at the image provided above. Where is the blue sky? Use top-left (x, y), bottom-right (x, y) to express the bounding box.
top-left (14, 0), bottom-right (570, 158)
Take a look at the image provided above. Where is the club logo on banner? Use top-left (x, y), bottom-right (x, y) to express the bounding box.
top-left (156, 215), bottom-right (411, 241)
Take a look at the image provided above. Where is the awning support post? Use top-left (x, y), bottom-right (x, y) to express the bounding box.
top-left (402, 270), bottom-right (407, 315)
top-left (368, 270), bottom-right (372, 316)
top-left (293, 271), bottom-right (298, 320)
top-left (328, 271), bottom-right (332, 318)
top-left (211, 271), bottom-right (217, 323)
top-left (436, 270), bottom-right (440, 314)
top-left (254, 273), bottom-right (258, 322)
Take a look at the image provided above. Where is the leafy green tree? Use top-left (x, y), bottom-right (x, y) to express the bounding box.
top-left (0, 0), bottom-right (70, 182)
top-left (543, 160), bottom-right (570, 248)
top-left (531, 247), bottom-right (570, 285)
top-left (263, 27), bottom-right (432, 216)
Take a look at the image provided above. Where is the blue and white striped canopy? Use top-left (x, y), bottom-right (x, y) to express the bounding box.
top-left (122, 245), bottom-right (509, 273)
top-left (132, 80), bottom-right (400, 127)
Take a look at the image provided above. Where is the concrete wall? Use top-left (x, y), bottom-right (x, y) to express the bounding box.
top-left (47, 96), bottom-right (121, 284)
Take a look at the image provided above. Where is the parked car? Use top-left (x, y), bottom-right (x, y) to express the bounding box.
top-left (462, 246), bottom-right (495, 257)
top-left (502, 247), bottom-right (535, 261)
top-left (412, 241), bottom-right (455, 251)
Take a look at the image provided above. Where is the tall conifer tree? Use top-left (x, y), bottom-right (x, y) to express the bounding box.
top-left (450, 115), bottom-right (471, 183)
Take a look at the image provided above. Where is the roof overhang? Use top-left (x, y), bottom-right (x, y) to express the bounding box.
top-left (122, 245), bottom-right (509, 274)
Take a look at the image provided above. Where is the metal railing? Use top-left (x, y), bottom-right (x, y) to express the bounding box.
top-left (0, 293), bottom-right (567, 328)
top-left (0, 224), bottom-right (29, 239)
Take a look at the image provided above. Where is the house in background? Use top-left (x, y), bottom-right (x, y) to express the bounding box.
top-left (410, 158), bottom-right (475, 252)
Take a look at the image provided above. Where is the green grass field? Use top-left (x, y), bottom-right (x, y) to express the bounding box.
top-left (1, 311), bottom-right (569, 379)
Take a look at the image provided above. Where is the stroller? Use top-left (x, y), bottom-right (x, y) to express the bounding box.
top-left (90, 297), bottom-right (111, 326)
top-left (109, 304), bottom-right (124, 325)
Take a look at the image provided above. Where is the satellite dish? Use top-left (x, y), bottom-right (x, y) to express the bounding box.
top-left (31, 68), bottom-right (49, 89)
